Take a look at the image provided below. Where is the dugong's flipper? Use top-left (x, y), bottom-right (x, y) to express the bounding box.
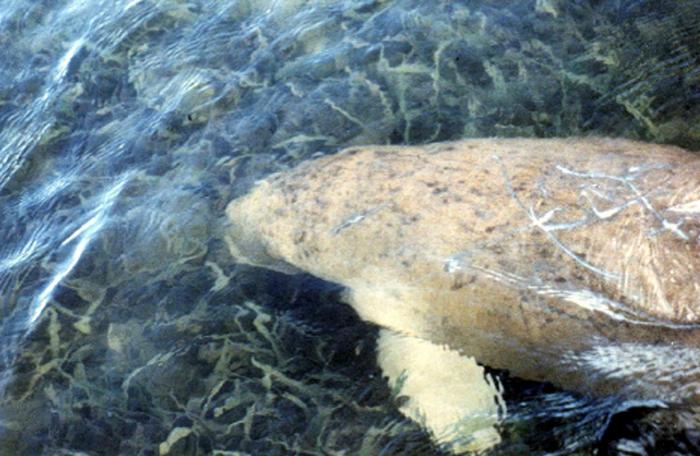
top-left (377, 329), bottom-right (505, 453)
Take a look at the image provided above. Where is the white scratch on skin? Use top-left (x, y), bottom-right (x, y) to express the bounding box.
top-left (528, 205), bottom-right (619, 280)
top-left (332, 204), bottom-right (388, 235)
top-left (662, 219), bottom-right (689, 241)
top-left (586, 186), bottom-right (616, 203)
top-left (668, 199), bottom-right (700, 214)
top-left (530, 207), bottom-right (588, 231)
top-left (444, 257), bottom-right (464, 274)
top-left (581, 189), bottom-right (637, 220)
top-left (556, 164), bottom-right (689, 241)
top-left (444, 256), bottom-right (698, 329)
top-left (467, 265), bottom-right (634, 322)
top-left (332, 213), bottom-right (367, 235)
top-left (493, 155), bottom-right (620, 281)
top-left (537, 287), bottom-right (645, 323)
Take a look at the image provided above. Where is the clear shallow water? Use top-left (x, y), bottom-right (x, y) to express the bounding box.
top-left (0, 0), bottom-right (699, 454)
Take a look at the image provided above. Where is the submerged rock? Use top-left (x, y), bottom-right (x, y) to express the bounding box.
top-left (226, 137), bottom-right (700, 452)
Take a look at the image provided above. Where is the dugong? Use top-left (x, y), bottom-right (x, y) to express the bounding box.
top-left (225, 138), bottom-right (700, 451)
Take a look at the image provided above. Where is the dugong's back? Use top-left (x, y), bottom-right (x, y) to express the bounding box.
top-left (226, 138), bottom-right (700, 403)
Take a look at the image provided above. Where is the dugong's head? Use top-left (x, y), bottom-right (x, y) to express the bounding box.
top-left (225, 179), bottom-right (303, 275)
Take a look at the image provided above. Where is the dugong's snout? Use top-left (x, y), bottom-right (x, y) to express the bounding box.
top-left (225, 194), bottom-right (302, 275)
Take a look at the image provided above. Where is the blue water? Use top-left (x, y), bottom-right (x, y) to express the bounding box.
top-left (0, 0), bottom-right (699, 454)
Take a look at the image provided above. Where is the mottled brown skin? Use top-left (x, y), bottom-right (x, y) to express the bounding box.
top-left (226, 138), bottom-right (700, 404)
